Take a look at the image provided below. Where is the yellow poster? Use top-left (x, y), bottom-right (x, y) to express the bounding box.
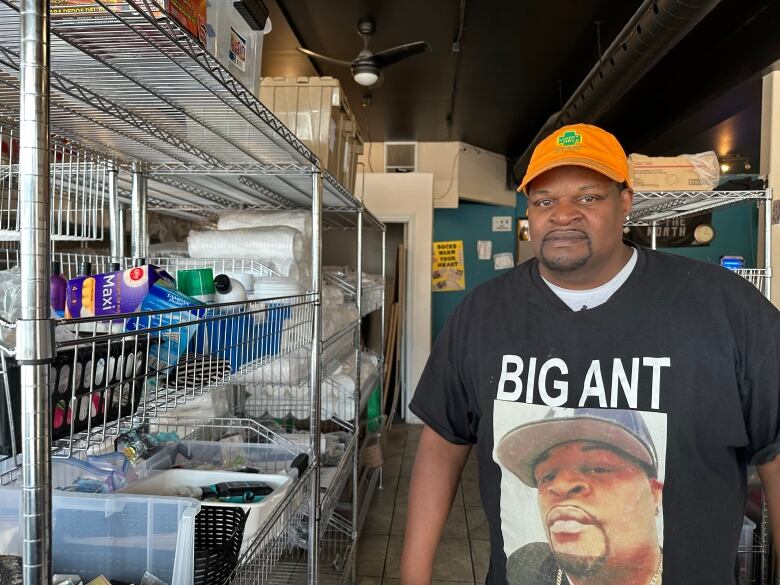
top-left (432, 240), bottom-right (466, 292)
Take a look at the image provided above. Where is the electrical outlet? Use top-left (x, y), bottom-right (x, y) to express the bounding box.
top-left (492, 216), bottom-right (512, 232)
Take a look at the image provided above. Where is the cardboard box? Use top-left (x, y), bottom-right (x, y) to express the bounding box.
top-left (628, 152), bottom-right (720, 192)
top-left (51, 0), bottom-right (207, 46)
top-left (65, 265), bottom-right (175, 319)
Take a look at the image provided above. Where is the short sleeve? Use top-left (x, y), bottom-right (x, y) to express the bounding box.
top-left (741, 308), bottom-right (780, 466)
top-left (409, 299), bottom-right (479, 445)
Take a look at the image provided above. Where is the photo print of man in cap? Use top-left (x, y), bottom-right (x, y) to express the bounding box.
top-left (494, 406), bottom-right (665, 585)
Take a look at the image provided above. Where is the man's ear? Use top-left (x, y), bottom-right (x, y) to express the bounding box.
top-left (619, 186), bottom-right (634, 218)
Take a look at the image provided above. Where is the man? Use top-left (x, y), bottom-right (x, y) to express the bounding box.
top-left (401, 124), bottom-right (780, 585)
top-left (496, 408), bottom-right (663, 585)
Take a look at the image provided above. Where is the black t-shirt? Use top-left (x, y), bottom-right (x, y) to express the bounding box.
top-left (410, 245), bottom-right (780, 585)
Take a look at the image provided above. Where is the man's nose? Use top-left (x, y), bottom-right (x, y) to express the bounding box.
top-left (549, 199), bottom-right (582, 225)
top-left (546, 469), bottom-right (591, 499)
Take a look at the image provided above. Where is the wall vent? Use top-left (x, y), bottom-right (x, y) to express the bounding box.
top-left (385, 142), bottom-right (418, 173)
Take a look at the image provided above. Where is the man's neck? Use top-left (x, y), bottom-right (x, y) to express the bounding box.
top-left (567, 548), bottom-right (662, 585)
top-left (540, 243), bottom-right (634, 290)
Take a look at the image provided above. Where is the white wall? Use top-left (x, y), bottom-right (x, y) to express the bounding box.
top-left (358, 141), bottom-right (516, 209)
top-left (357, 173), bottom-right (433, 423)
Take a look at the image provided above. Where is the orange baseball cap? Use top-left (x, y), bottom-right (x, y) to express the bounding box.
top-left (518, 123), bottom-right (631, 194)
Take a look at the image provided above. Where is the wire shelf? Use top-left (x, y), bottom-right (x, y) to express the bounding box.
top-left (228, 465), bottom-right (314, 585)
top-left (319, 434), bottom-right (357, 532)
top-left (628, 190), bottom-right (771, 224)
top-left (0, 1), bottom-right (364, 213)
top-left (0, 116), bottom-right (109, 241)
top-left (733, 269), bottom-right (771, 293)
top-left (0, 276), bottom-right (316, 459)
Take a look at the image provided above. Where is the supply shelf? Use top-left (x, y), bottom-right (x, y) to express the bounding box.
top-left (628, 189), bottom-right (771, 224)
top-left (1, 0), bottom-right (388, 580)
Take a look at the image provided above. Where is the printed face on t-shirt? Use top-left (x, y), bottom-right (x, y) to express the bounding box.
top-left (533, 441), bottom-right (663, 578)
top-left (526, 166), bottom-right (632, 279)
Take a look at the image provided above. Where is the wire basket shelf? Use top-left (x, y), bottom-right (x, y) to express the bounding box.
top-left (0, 117), bottom-right (109, 241)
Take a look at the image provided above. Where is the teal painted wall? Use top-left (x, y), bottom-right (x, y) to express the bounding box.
top-left (432, 196), bottom-right (527, 340)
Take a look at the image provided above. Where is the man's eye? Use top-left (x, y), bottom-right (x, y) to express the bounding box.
top-left (534, 199), bottom-right (553, 208)
top-left (580, 195), bottom-right (600, 203)
top-left (582, 465), bottom-right (613, 474)
top-left (537, 470), bottom-right (556, 485)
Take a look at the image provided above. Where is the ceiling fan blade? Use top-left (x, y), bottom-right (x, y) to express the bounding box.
top-left (297, 47), bottom-right (353, 67)
top-left (372, 41), bottom-right (431, 69)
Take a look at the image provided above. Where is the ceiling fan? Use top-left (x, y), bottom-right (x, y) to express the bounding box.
top-left (298, 18), bottom-right (431, 87)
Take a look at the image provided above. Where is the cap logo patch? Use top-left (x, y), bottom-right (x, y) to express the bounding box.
top-left (556, 130), bottom-right (582, 148)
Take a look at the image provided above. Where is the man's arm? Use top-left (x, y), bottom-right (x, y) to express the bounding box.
top-left (758, 456), bottom-right (780, 559)
top-left (401, 425), bottom-right (471, 585)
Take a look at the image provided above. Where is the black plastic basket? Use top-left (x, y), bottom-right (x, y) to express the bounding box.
top-left (194, 505), bottom-right (250, 585)
top-left (0, 337), bottom-right (149, 456)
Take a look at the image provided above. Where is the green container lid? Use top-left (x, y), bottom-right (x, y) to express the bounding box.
top-left (177, 268), bottom-right (215, 298)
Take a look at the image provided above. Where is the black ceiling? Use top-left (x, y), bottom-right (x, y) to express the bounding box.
top-left (263, 0), bottom-right (780, 167)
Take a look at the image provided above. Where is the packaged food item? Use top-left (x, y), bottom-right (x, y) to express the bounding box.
top-left (65, 264), bottom-right (174, 320)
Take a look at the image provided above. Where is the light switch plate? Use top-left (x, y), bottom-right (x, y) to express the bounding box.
top-left (492, 216), bottom-right (512, 232)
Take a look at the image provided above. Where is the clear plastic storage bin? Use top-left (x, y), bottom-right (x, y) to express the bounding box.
top-left (121, 468), bottom-right (293, 554)
top-left (0, 487), bottom-right (198, 584)
top-left (136, 439), bottom-right (307, 475)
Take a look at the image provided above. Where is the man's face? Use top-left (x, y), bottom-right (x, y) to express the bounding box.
top-left (533, 441), bottom-right (662, 578)
top-left (526, 166), bottom-right (632, 275)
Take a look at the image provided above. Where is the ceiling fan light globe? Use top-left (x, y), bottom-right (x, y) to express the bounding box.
top-left (353, 70), bottom-right (379, 86)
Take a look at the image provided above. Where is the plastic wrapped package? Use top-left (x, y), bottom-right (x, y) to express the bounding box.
top-left (628, 151), bottom-right (720, 191)
top-left (322, 283), bottom-right (345, 306)
top-left (0, 267), bottom-right (20, 346)
top-left (218, 210), bottom-right (311, 241)
top-left (232, 346), bottom-right (310, 386)
top-left (252, 275), bottom-right (305, 299)
top-left (149, 241), bottom-right (189, 258)
top-left (188, 226), bottom-right (309, 283)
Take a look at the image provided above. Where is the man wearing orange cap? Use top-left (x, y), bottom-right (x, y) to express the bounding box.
top-left (401, 124), bottom-right (780, 585)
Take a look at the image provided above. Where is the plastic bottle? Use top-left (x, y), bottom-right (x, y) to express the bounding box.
top-left (50, 261), bottom-right (66, 317)
top-left (177, 268), bottom-right (216, 303)
top-left (213, 274), bottom-right (248, 304)
top-left (77, 261), bottom-right (92, 276)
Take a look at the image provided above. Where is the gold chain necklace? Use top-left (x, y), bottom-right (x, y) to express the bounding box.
top-left (554, 553), bottom-right (663, 585)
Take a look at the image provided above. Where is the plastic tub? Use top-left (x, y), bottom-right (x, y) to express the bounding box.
top-left (137, 439), bottom-right (307, 476)
top-left (121, 468), bottom-right (292, 554)
top-left (0, 487), bottom-right (198, 584)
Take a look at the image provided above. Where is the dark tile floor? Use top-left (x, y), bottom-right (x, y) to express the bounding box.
top-left (357, 424), bottom-right (486, 585)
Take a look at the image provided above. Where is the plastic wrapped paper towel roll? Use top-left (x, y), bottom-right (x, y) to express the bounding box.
top-left (188, 226), bottom-right (305, 278)
top-left (217, 210), bottom-right (312, 242)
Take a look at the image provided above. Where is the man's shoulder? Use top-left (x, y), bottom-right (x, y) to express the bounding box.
top-left (463, 260), bottom-right (536, 306)
top-left (643, 247), bottom-right (768, 300)
top-left (506, 542), bottom-right (559, 585)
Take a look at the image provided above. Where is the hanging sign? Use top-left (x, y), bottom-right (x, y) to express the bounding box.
top-left (432, 240), bottom-right (466, 292)
top-left (625, 213), bottom-right (713, 248)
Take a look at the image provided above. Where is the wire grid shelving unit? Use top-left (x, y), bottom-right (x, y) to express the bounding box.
top-left (0, 0), bottom-right (386, 583)
top-left (630, 188), bottom-right (775, 584)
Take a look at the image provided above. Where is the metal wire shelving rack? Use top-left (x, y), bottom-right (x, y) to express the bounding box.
top-left (0, 0), bottom-right (386, 583)
top-left (629, 188), bottom-right (774, 584)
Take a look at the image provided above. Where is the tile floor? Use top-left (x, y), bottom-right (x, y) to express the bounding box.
top-left (357, 423), bottom-right (487, 585)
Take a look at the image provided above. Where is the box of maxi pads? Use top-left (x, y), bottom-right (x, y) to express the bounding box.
top-left (66, 265), bottom-right (175, 320)
top-left (125, 283), bottom-right (206, 372)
